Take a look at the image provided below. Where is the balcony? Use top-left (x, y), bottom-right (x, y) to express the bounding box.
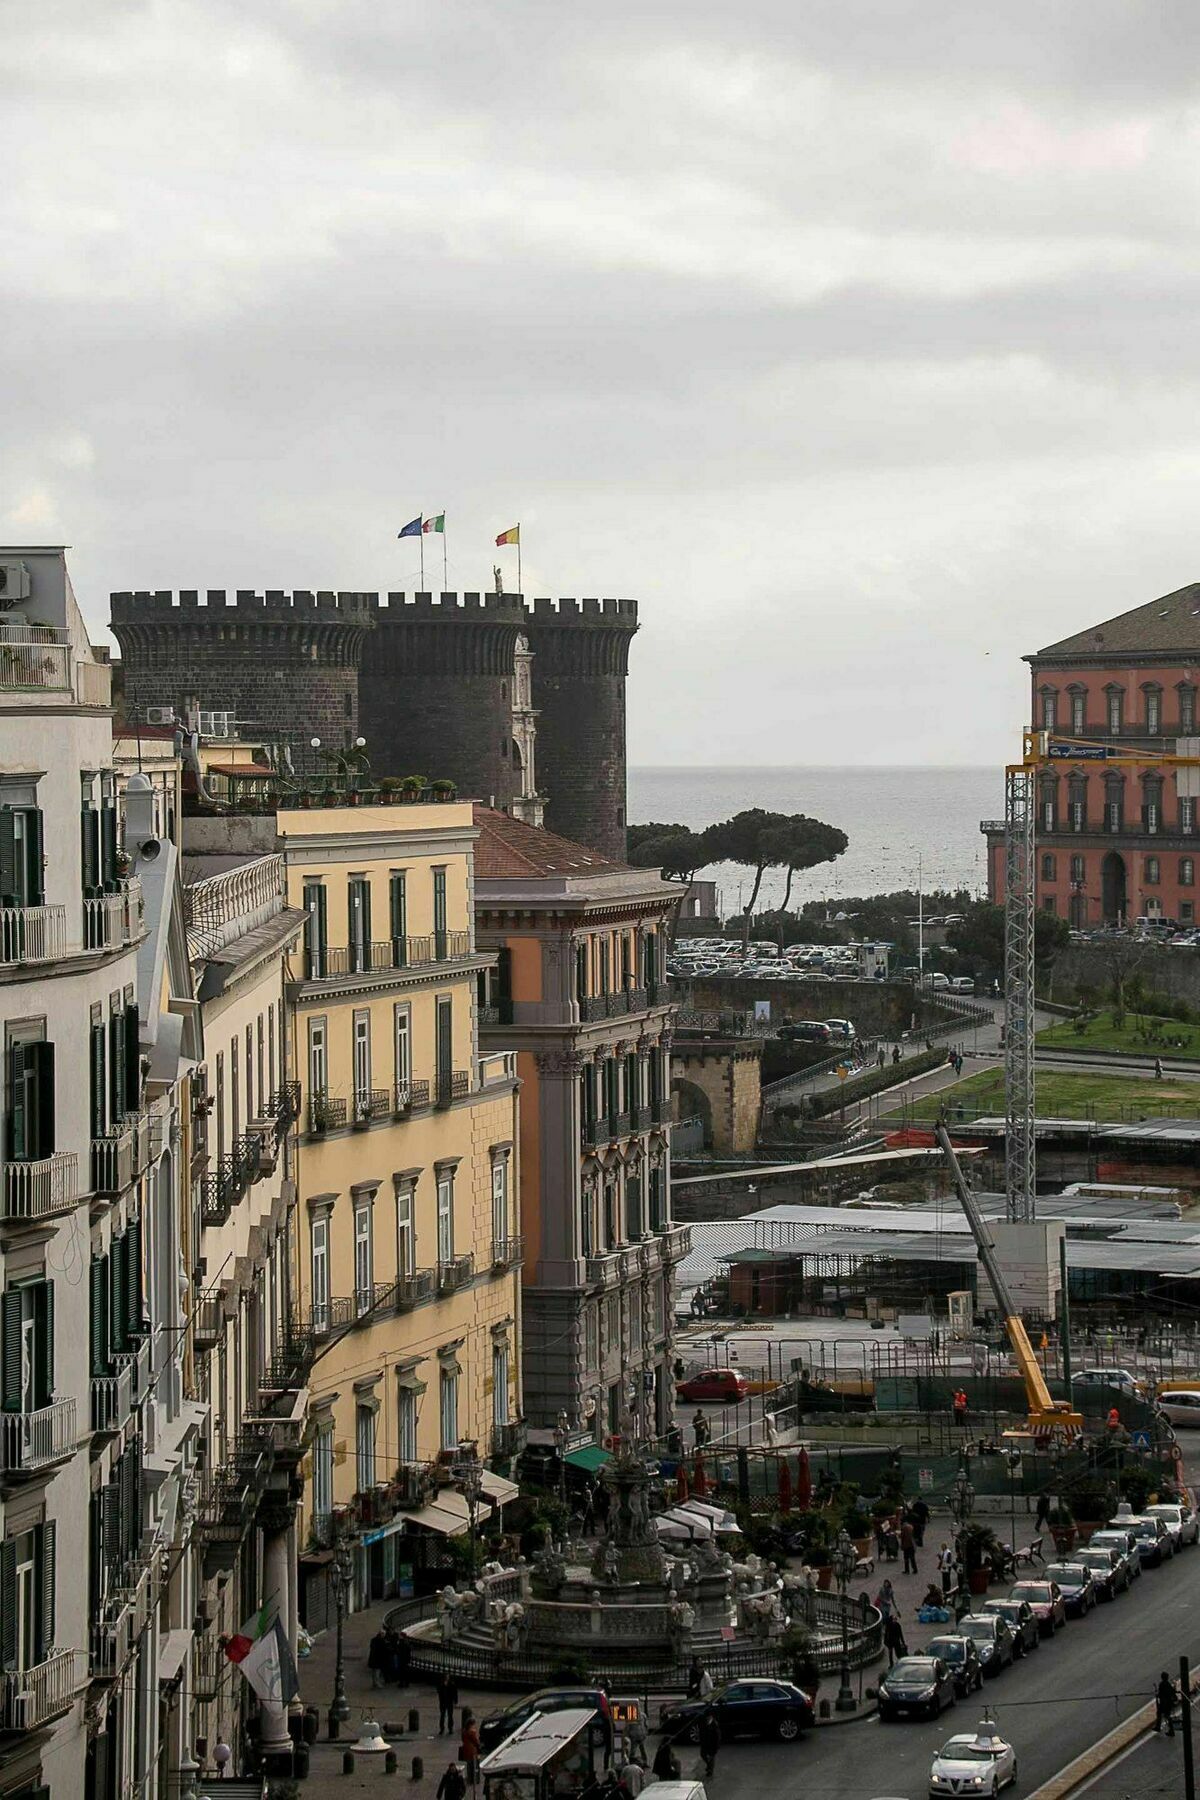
top-left (0, 903), bottom-right (67, 967)
top-left (350, 1088), bottom-right (391, 1128)
top-left (437, 1252), bottom-right (475, 1293)
top-left (91, 1114), bottom-right (151, 1196)
top-left (0, 1397), bottom-right (76, 1476)
top-left (585, 1252), bottom-right (620, 1288)
top-left (307, 1091), bottom-right (347, 1136)
top-left (90, 1601), bottom-right (133, 1682)
top-left (265, 1080), bottom-right (300, 1140)
top-left (608, 1111), bottom-right (632, 1139)
top-left (0, 1648), bottom-right (83, 1732)
top-left (394, 1078), bottom-right (431, 1114)
top-left (193, 1292), bottom-right (225, 1351)
top-left (657, 1222), bottom-right (692, 1261)
top-left (192, 1632), bottom-right (223, 1702)
top-left (646, 978), bottom-right (671, 1006)
top-left (0, 628), bottom-right (72, 695)
top-left (435, 1069), bottom-right (470, 1108)
top-left (632, 1105), bottom-right (652, 1131)
top-left (395, 1268), bottom-right (437, 1308)
top-left (82, 879), bottom-right (143, 953)
top-left (185, 854), bottom-right (284, 958)
top-left (2, 1150), bottom-right (78, 1223)
top-left (491, 1235), bottom-right (524, 1271)
top-left (478, 1050), bottom-right (517, 1088)
top-left (581, 1117), bottom-right (611, 1150)
top-left (301, 931), bottom-right (473, 984)
top-left (392, 1460), bottom-right (439, 1509)
top-left (91, 1359), bottom-right (134, 1436)
top-left (245, 1383), bottom-right (308, 1464)
top-left (491, 1419), bottom-right (527, 1460)
top-left (651, 1098), bottom-right (673, 1126)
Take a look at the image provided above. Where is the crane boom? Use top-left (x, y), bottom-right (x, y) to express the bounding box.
top-left (935, 1124), bottom-right (1081, 1435)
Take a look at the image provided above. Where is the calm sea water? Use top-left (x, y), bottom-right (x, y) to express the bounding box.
top-left (627, 766), bottom-right (1002, 913)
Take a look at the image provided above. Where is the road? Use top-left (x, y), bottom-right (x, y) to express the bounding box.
top-left (684, 1543), bottom-right (1200, 1800)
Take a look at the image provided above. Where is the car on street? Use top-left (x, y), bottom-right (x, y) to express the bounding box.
top-left (675, 1367), bottom-right (748, 1403)
top-left (949, 976), bottom-right (975, 993)
top-left (929, 1727), bottom-right (1018, 1796)
top-left (1074, 1544), bottom-right (1130, 1600)
top-left (1009, 1578), bottom-right (1068, 1635)
top-left (1071, 1367), bottom-right (1144, 1397)
top-left (957, 1612), bottom-right (1016, 1675)
top-left (979, 1597), bottom-right (1040, 1656)
top-left (1042, 1562), bottom-right (1097, 1617)
top-left (1108, 1512), bottom-right (1174, 1565)
top-left (1155, 1389), bottom-right (1200, 1429)
top-left (823, 1018), bottom-right (857, 1039)
top-left (878, 1656), bottom-right (958, 1722)
top-left (1088, 1528), bottom-right (1143, 1581)
top-left (776, 1021), bottom-right (832, 1044)
top-left (924, 1636), bottom-right (985, 1697)
top-left (479, 1687), bottom-right (611, 1754)
top-left (658, 1679), bottom-right (813, 1744)
top-left (1147, 1501), bottom-right (1200, 1549)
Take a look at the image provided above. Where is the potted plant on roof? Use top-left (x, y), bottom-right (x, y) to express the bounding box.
top-left (431, 777), bottom-right (457, 801)
top-left (379, 777), bottom-right (401, 805)
top-left (399, 775), bottom-right (425, 803)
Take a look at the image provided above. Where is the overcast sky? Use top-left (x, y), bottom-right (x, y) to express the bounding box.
top-left (5, 1), bottom-right (1200, 767)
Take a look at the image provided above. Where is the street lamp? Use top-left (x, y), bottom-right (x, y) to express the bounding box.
top-left (553, 1411), bottom-right (570, 1508)
top-left (453, 1439), bottom-right (484, 1579)
top-left (834, 1528), bottom-right (858, 1714)
top-left (328, 1532), bottom-right (354, 1735)
top-left (950, 1461), bottom-right (976, 1595)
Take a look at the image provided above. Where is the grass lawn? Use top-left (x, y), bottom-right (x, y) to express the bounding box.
top-left (890, 1065), bottom-right (1200, 1123)
top-left (1038, 1007), bottom-right (1200, 1060)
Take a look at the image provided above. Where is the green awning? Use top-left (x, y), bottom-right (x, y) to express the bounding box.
top-left (564, 1445), bottom-right (611, 1473)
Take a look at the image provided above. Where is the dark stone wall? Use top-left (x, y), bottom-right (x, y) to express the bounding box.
top-left (525, 599), bottom-right (638, 861)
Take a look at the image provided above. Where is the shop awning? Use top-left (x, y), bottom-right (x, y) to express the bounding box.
top-left (406, 1490), bottom-right (494, 1537)
top-left (157, 1629), bottom-right (193, 1685)
top-left (564, 1445), bottom-right (610, 1474)
top-left (480, 1469), bottom-right (519, 1507)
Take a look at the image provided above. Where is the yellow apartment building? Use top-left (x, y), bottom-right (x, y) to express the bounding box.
top-left (278, 802), bottom-right (522, 1618)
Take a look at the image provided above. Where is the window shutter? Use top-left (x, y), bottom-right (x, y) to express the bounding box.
top-left (390, 874), bottom-right (406, 953)
top-left (101, 1481), bottom-right (120, 1568)
top-left (361, 881), bottom-right (371, 952)
top-left (89, 1492), bottom-right (103, 1613)
top-left (110, 1237), bottom-right (127, 1356)
top-left (109, 1013), bottom-right (124, 1121)
top-left (0, 811), bottom-right (18, 904)
top-left (90, 1024), bottom-right (106, 1139)
top-left (125, 1217), bottom-right (142, 1336)
top-left (31, 1040), bottom-right (54, 1159)
top-left (124, 1004), bottom-right (140, 1113)
top-left (1, 1291), bottom-right (21, 1412)
top-left (0, 1540), bottom-right (15, 1670)
top-left (23, 808), bottom-right (44, 906)
top-left (81, 808), bottom-right (101, 895)
top-left (36, 1519), bottom-right (55, 1661)
top-left (90, 1257), bottom-right (109, 1377)
top-left (35, 1280), bottom-right (54, 1408)
top-left (100, 805), bottom-right (119, 890)
top-left (6, 1041), bottom-right (26, 1161)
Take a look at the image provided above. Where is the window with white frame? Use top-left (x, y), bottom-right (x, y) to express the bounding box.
top-left (311, 1214), bottom-right (330, 1333)
top-left (397, 1381), bottom-right (419, 1462)
top-left (491, 1154), bottom-right (508, 1253)
top-left (355, 1402), bottom-right (376, 1492)
top-left (1183, 797), bottom-right (1196, 834)
top-left (353, 1010), bottom-right (371, 1113)
top-left (1107, 688), bottom-right (1123, 733)
top-left (1040, 688), bottom-right (1057, 730)
top-left (308, 1018), bottom-right (327, 1101)
top-left (396, 1181), bottom-right (415, 1280)
top-left (436, 1170), bottom-right (454, 1265)
top-left (1146, 687), bottom-right (1162, 734)
top-left (439, 1365), bottom-right (459, 1451)
top-left (493, 1342), bottom-right (509, 1427)
top-left (1070, 689), bottom-right (1086, 735)
top-left (354, 1199), bottom-right (374, 1314)
top-left (313, 1421), bottom-right (333, 1525)
top-left (393, 1004), bottom-right (411, 1106)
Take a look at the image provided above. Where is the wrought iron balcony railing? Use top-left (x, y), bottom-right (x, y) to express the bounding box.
top-left (302, 931), bottom-right (472, 982)
top-left (490, 1235), bottom-right (524, 1271)
top-left (437, 1252), bottom-right (475, 1293)
top-left (435, 1069), bottom-right (470, 1108)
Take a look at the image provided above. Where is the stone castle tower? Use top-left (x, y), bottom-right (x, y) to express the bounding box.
top-left (109, 588), bottom-right (637, 859)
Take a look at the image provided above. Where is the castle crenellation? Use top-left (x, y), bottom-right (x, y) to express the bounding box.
top-left (110, 588), bottom-right (637, 622)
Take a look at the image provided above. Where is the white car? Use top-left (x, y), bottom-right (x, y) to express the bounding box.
top-left (1147, 1501), bottom-right (1200, 1548)
top-left (929, 1727), bottom-right (1017, 1796)
top-left (824, 1019), bottom-right (857, 1039)
top-left (1156, 1389), bottom-right (1200, 1428)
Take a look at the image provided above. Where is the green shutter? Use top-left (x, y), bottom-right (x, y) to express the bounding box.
top-left (36, 1519), bottom-right (55, 1662)
top-left (6, 1041), bottom-right (26, 1160)
top-left (100, 805), bottom-right (119, 890)
top-left (81, 807), bottom-right (101, 896)
top-left (124, 1004), bottom-right (140, 1113)
top-left (0, 811), bottom-right (18, 904)
top-left (90, 1257), bottom-right (109, 1377)
top-left (110, 1239), bottom-right (127, 1356)
top-left (34, 1280), bottom-right (54, 1408)
top-left (90, 1024), bottom-right (106, 1138)
top-left (390, 873), bottom-right (407, 962)
top-left (109, 1014), bottom-right (123, 1120)
top-left (0, 1291), bottom-right (20, 1412)
top-left (125, 1218), bottom-right (142, 1336)
top-left (24, 808), bottom-right (44, 906)
top-left (31, 1040), bottom-right (54, 1159)
top-left (89, 1492), bottom-right (103, 1612)
top-left (0, 1540), bottom-right (15, 1670)
top-left (101, 1481), bottom-right (120, 1567)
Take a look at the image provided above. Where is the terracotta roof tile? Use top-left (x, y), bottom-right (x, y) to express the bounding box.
top-left (472, 806), bottom-right (628, 878)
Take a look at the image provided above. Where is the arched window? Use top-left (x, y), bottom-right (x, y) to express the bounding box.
top-left (1039, 686), bottom-right (1058, 731)
top-left (1142, 683), bottom-right (1163, 735)
top-left (1067, 685), bottom-right (1087, 736)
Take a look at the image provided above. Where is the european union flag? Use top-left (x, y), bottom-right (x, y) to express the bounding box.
top-left (397, 516), bottom-right (422, 538)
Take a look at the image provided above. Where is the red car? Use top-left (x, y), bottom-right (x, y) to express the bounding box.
top-left (676, 1367), bottom-right (749, 1403)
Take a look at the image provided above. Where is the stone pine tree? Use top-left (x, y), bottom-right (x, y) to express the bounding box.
top-left (626, 823), bottom-right (711, 885)
top-left (702, 809), bottom-right (848, 950)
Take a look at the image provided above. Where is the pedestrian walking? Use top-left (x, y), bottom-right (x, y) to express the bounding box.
top-left (687, 1655), bottom-right (713, 1699)
top-left (1155, 1671), bottom-right (1177, 1735)
top-left (883, 1614), bottom-right (908, 1666)
top-left (1107, 1405), bottom-right (1121, 1433)
top-left (1035, 1489), bottom-right (1052, 1531)
top-left (698, 1709), bottom-right (722, 1779)
top-left (437, 1763), bottom-right (467, 1800)
top-left (938, 1542), bottom-right (955, 1596)
top-left (624, 1710), bottom-right (649, 1769)
top-left (874, 1578), bottom-right (898, 1620)
top-left (652, 1740), bottom-right (681, 1783)
top-left (368, 1627), bottom-right (388, 1689)
top-left (953, 1388), bottom-right (968, 1429)
top-left (459, 1714), bottom-right (482, 1790)
top-left (911, 1496), bottom-right (930, 1547)
top-left (692, 1410), bottom-right (708, 1450)
top-left (436, 1671), bottom-right (459, 1736)
top-left (900, 1518), bottom-right (918, 1575)
top-left (892, 1044), bottom-right (901, 1066)
top-left (1155, 1057), bottom-right (1164, 1081)
top-left (877, 1045), bottom-right (886, 1070)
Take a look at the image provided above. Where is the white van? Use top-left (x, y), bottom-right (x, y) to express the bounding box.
top-left (639, 1784), bottom-right (708, 1800)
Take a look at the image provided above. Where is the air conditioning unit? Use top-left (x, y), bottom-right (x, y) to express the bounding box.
top-left (145, 705), bottom-right (176, 727)
top-left (198, 710), bottom-right (234, 738)
top-left (0, 561), bottom-right (31, 606)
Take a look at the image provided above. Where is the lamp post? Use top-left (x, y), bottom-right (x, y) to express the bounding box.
top-left (328, 1532), bottom-right (354, 1736)
top-left (453, 1439), bottom-right (485, 1579)
top-left (950, 1462), bottom-right (976, 1598)
top-left (553, 1411), bottom-right (569, 1508)
top-left (834, 1527), bottom-right (858, 1713)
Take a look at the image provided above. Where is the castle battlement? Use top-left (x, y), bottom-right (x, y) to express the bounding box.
top-left (110, 589), bottom-right (638, 626)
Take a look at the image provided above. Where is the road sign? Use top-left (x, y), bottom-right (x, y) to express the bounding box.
top-left (1130, 1429), bottom-right (1152, 1450)
top-left (918, 1468), bottom-right (934, 1490)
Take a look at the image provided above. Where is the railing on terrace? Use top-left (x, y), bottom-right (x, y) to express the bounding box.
top-left (91, 1359), bottom-right (134, 1435)
top-left (184, 855), bottom-right (285, 957)
top-left (581, 1117), bottom-right (611, 1149)
top-left (491, 1235), bottom-right (524, 1270)
top-left (90, 1599), bottom-right (133, 1681)
top-left (0, 1397), bottom-right (76, 1474)
top-left (478, 1050), bottom-right (517, 1087)
top-left (437, 1252), bottom-right (475, 1292)
top-left (395, 1269), bottom-right (437, 1308)
top-left (83, 878), bottom-right (143, 953)
top-left (74, 657), bottom-right (111, 707)
top-left (307, 1091), bottom-right (348, 1135)
top-left (303, 931), bottom-right (472, 981)
top-left (0, 1648), bottom-right (83, 1731)
top-left (3, 1151), bottom-right (78, 1222)
top-left (351, 1088), bottom-right (391, 1126)
top-left (91, 1114), bottom-right (151, 1196)
top-left (435, 1069), bottom-right (470, 1108)
top-left (0, 632), bottom-right (71, 694)
top-left (0, 903), bottom-right (67, 966)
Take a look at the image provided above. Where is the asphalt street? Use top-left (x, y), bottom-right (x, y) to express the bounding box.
top-left (691, 1542), bottom-right (1200, 1800)
top-left (1074, 1724), bottom-right (1192, 1797)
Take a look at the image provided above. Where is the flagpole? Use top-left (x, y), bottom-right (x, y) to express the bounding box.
top-left (420, 526), bottom-right (425, 593)
top-left (517, 529), bottom-right (522, 596)
top-left (443, 523), bottom-right (448, 592)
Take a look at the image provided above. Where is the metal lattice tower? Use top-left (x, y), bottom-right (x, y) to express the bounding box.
top-left (1004, 762), bottom-right (1036, 1222)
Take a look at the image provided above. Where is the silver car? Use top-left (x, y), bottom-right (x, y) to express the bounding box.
top-left (1147, 1501), bottom-right (1200, 1549)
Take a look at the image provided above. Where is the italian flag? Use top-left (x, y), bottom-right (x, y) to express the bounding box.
top-left (423, 514), bottom-right (445, 534)
top-left (226, 1611), bottom-right (300, 1708)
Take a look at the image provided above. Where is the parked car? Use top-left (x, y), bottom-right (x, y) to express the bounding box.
top-left (949, 976), bottom-right (975, 993)
top-left (675, 1368), bottom-right (749, 1404)
top-left (979, 1597), bottom-right (1040, 1656)
top-left (776, 1021), bottom-right (832, 1044)
top-left (1042, 1562), bottom-right (1097, 1617)
top-left (1087, 1528), bottom-right (1143, 1582)
top-left (1071, 1367), bottom-right (1144, 1397)
top-left (479, 1688), bottom-right (611, 1754)
top-left (957, 1612), bottom-right (1016, 1675)
top-left (659, 1679), bottom-right (813, 1744)
top-left (1008, 1579), bottom-right (1067, 1635)
top-left (877, 1656), bottom-right (958, 1722)
top-left (924, 1636), bottom-right (985, 1697)
top-left (1147, 1501), bottom-right (1199, 1549)
top-left (922, 972), bottom-right (951, 989)
top-left (823, 1018), bottom-right (857, 1040)
top-left (1074, 1545), bottom-right (1130, 1600)
top-left (1155, 1389), bottom-right (1200, 1428)
top-left (1108, 1512), bottom-right (1173, 1566)
top-left (928, 1727), bottom-right (1018, 1796)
